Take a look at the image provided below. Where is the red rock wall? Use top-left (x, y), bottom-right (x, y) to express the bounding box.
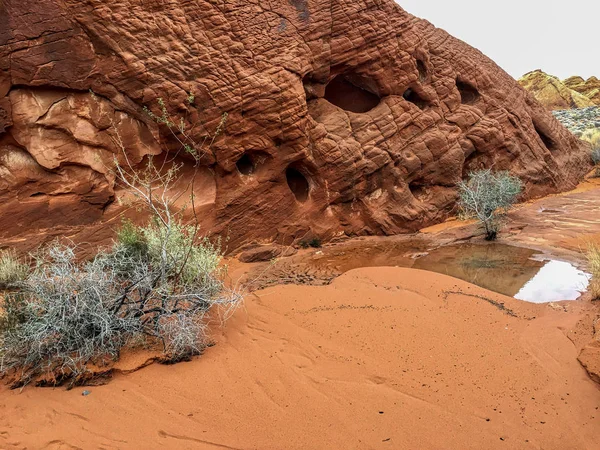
top-left (0, 0), bottom-right (592, 250)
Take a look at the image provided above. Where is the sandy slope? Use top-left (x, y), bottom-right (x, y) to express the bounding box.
top-left (0, 268), bottom-right (598, 449)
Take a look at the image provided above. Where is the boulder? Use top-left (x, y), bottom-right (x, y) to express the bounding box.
top-left (0, 0), bottom-right (592, 252)
top-left (518, 70), bottom-right (595, 110)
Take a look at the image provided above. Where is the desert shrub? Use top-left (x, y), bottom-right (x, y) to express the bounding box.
top-left (581, 128), bottom-right (600, 150)
top-left (0, 100), bottom-right (241, 387)
top-left (458, 170), bottom-right (523, 241)
top-left (0, 293), bottom-right (28, 333)
top-left (116, 219), bottom-right (148, 255)
top-left (0, 245), bottom-right (140, 384)
top-left (308, 238), bottom-right (322, 248)
top-left (582, 128), bottom-right (600, 175)
top-left (586, 243), bottom-right (600, 300)
top-left (0, 250), bottom-right (29, 288)
top-left (299, 237), bottom-right (322, 249)
top-left (0, 226), bottom-right (239, 386)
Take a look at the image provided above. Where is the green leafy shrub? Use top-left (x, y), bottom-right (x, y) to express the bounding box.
top-left (299, 237), bottom-right (322, 249)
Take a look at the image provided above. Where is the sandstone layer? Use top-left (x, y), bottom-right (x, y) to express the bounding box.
top-left (0, 1), bottom-right (591, 250)
top-left (518, 70), bottom-right (595, 111)
top-left (565, 76), bottom-right (600, 106)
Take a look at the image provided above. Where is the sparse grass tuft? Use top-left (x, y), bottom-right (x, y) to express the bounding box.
top-left (0, 250), bottom-right (29, 289)
top-left (586, 243), bottom-right (600, 300)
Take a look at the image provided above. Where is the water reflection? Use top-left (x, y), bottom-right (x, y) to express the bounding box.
top-left (412, 244), bottom-right (544, 297)
top-left (412, 244), bottom-right (590, 303)
top-left (514, 260), bottom-right (591, 303)
top-left (298, 241), bottom-right (591, 303)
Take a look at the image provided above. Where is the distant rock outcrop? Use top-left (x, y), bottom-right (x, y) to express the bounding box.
top-left (0, 1), bottom-right (592, 252)
top-left (564, 76), bottom-right (600, 106)
top-left (518, 70), bottom-right (595, 110)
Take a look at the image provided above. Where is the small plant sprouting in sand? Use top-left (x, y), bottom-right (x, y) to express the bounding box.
top-left (458, 169), bottom-right (523, 241)
top-left (586, 243), bottom-right (600, 300)
top-left (0, 100), bottom-right (241, 388)
top-left (0, 250), bottom-right (29, 289)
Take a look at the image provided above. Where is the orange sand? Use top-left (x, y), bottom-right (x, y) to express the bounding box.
top-left (0, 268), bottom-right (598, 449)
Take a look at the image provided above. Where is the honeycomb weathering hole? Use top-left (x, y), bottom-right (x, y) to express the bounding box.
top-left (403, 88), bottom-right (429, 110)
top-left (324, 75), bottom-right (381, 113)
top-left (286, 167), bottom-right (310, 202)
top-left (236, 153), bottom-right (254, 175)
top-left (456, 79), bottom-right (480, 104)
top-left (409, 181), bottom-right (427, 201)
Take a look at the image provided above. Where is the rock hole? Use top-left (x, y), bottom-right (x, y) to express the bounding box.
top-left (417, 60), bottom-right (428, 82)
top-left (409, 181), bottom-right (426, 201)
top-left (324, 75), bottom-right (381, 113)
top-left (286, 167), bottom-right (310, 202)
top-left (236, 153), bottom-right (254, 175)
top-left (403, 88), bottom-right (428, 110)
top-left (533, 123), bottom-right (556, 151)
top-left (456, 79), bottom-right (480, 105)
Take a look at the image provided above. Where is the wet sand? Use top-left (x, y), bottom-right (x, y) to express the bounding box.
top-left (1, 268), bottom-right (599, 449)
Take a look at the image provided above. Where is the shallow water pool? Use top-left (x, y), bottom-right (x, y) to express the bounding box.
top-left (263, 241), bottom-right (592, 303)
top-left (411, 244), bottom-right (590, 303)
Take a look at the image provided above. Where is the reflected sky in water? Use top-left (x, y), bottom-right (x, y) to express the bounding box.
top-left (514, 260), bottom-right (591, 303)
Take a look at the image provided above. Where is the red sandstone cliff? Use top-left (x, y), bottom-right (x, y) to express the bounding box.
top-left (0, 0), bottom-right (591, 251)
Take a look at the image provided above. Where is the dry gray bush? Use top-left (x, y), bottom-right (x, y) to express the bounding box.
top-left (458, 169), bottom-right (523, 241)
top-left (0, 99), bottom-right (241, 387)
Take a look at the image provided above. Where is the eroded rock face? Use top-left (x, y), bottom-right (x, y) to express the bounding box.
top-left (564, 76), bottom-right (600, 106)
top-left (0, 88), bottom-right (160, 239)
top-left (0, 0), bottom-right (592, 250)
top-left (519, 70), bottom-right (595, 111)
top-left (579, 316), bottom-right (600, 384)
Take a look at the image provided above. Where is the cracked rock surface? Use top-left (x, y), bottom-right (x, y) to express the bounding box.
top-left (0, 0), bottom-right (592, 250)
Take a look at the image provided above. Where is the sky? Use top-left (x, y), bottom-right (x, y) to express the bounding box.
top-left (397, 0), bottom-right (597, 80)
